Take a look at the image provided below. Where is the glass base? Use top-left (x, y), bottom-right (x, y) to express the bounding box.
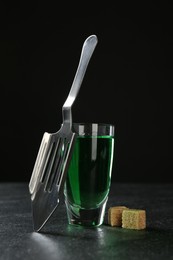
top-left (65, 198), bottom-right (108, 227)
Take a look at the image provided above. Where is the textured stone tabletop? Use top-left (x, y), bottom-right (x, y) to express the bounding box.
top-left (0, 182), bottom-right (173, 260)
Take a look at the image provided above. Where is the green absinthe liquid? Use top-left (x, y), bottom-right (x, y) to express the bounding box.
top-left (64, 136), bottom-right (114, 209)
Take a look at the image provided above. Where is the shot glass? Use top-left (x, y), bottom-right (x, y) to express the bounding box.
top-left (64, 123), bottom-right (114, 227)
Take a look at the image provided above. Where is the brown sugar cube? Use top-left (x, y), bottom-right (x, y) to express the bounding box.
top-left (122, 209), bottom-right (146, 230)
top-left (108, 206), bottom-right (128, 227)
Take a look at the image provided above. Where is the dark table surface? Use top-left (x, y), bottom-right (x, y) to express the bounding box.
top-left (0, 182), bottom-right (173, 260)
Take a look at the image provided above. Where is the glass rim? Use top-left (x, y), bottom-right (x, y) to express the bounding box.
top-left (72, 122), bottom-right (114, 127)
top-left (72, 122), bottom-right (114, 136)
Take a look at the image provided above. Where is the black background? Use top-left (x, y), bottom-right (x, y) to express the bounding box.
top-left (1, 2), bottom-right (173, 183)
